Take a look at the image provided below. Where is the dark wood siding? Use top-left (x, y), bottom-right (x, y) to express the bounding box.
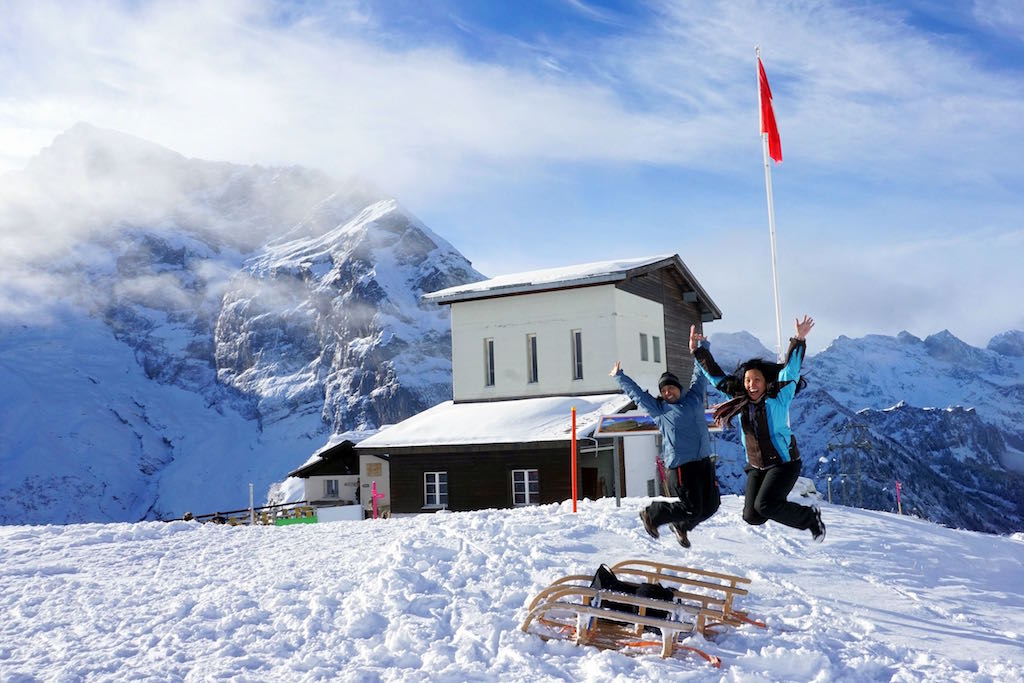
top-left (617, 271), bottom-right (704, 386)
top-left (380, 443), bottom-right (571, 513)
top-left (615, 270), bottom-right (666, 303)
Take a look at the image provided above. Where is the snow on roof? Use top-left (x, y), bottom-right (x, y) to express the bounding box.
top-left (422, 254), bottom-right (676, 304)
top-left (288, 429), bottom-right (380, 472)
top-left (311, 430), bottom-right (378, 458)
top-left (356, 393), bottom-right (633, 449)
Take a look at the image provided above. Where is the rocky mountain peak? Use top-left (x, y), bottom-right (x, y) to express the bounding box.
top-left (29, 122), bottom-right (185, 174)
top-left (988, 330), bottom-right (1024, 357)
top-left (896, 330), bottom-right (922, 345)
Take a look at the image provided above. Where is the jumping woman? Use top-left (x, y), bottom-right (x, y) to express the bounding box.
top-left (692, 316), bottom-right (825, 542)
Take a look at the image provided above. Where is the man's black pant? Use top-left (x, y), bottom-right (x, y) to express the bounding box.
top-left (743, 458), bottom-right (816, 529)
top-left (647, 457), bottom-right (720, 531)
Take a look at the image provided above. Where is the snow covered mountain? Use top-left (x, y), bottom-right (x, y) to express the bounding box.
top-left (708, 329), bottom-right (1024, 534)
top-left (0, 124), bottom-right (481, 524)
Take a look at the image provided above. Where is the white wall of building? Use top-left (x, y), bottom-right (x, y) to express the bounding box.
top-left (450, 286), bottom-right (668, 401)
top-left (303, 475), bottom-right (359, 504)
top-left (611, 288), bottom-right (667, 395)
top-left (621, 435), bottom-right (662, 497)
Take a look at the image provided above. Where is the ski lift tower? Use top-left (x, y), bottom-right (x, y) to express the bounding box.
top-left (826, 422), bottom-right (872, 507)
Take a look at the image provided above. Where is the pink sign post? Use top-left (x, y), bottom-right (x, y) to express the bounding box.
top-left (371, 481), bottom-right (385, 519)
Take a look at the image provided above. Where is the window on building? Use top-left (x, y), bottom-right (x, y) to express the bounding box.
top-left (639, 333), bottom-right (649, 362)
top-left (571, 329), bottom-right (583, 380)
top-left (526, 333), bottom-right (539, 383)
top-left (424, 471), bottom-right (448, 508)
top-left (653, 336), bottom-right (662, 363)
top-left (484, 338), bottom-right (495, 387)
top-left (366, 462), bottom-right (382, 477)
top-left (324, 479), bottom-right (339, 498)
top-left (512, 469), bottom-right (539, 506)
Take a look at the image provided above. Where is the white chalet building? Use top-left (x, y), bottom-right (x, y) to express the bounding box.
top-left (355, 254), bottom-right (722, 514)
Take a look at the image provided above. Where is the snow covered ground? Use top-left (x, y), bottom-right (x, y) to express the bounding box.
top-left (1, 495), bottom-right (1022, 682)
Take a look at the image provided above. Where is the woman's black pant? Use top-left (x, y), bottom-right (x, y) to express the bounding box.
top-left (743, 458), bottom-right (816, 530)
top-left (647, 457), bottom-right (720, 531)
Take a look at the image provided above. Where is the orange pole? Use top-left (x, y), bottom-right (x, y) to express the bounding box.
top-left (571, 407), bottom-right (577, 513)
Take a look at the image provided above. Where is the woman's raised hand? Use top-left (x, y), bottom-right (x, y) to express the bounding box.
top-left (689, 324), bottom-right (706, 353)
top-left (794, 315), bottom-right (815, 340)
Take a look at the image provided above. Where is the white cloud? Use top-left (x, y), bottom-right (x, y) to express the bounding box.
top-left (1, 0), bottom-right (1021, 349)
top-left (2, 1), bottom-right (1020, 199)
top-left (114, 273), bottom-right (194, 311)
top-left (972, 0), bottom-right (1024, 39)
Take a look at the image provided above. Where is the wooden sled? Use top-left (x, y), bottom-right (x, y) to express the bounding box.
top-left (521, 560), bottom-right (764, 666)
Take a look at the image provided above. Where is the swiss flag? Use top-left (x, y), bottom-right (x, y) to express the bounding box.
top-left (758, 58), bottom-right (782, 163)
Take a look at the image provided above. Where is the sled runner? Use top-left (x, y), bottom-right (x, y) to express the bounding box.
top-left (520, 560), bottom-right (764, 666)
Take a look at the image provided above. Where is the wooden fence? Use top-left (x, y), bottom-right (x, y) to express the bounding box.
top-left (181, 501), bottom-right (318, 526)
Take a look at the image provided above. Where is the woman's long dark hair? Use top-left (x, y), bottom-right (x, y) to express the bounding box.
top-left (735, 357), bottom-right (807, 399)
top-left (710, 353), bottom-right (808, 428)
top-left (713, 358), bottom-right (806, 399)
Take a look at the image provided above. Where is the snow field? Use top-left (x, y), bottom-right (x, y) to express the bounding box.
top-left (1, 495), bottom-right (1022, 682)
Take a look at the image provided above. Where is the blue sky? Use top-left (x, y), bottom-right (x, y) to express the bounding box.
top-left (1, 0), bottom-right (1022, 353)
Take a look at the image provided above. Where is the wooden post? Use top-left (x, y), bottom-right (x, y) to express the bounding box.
top-left (613, 439), bottom-right (622, 508)
top-left (571, 407), bottom-right (577, 513)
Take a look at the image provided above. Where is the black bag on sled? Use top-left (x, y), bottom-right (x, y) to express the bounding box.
top-left (590, 564), bottom-right (675, 629)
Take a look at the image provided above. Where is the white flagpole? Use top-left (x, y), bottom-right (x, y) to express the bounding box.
top-left (757, 46), bottom-right (785, 362)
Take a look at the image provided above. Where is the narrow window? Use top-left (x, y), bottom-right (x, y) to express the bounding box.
top-left (512, 469), bottom-right (539, 506)
top-left (484, 338), bottom-right (495, 387)
top-left (324, 479), bottom-right (339, 498)
top-left (526, 334), bottom-right (539, 383)
top-left (653, 336), bottom-right (662, 363)
top-left (424, 472), bottom-right (448, 508)
top-left (571, 329), bottom-right (583, 380)
top-left (639, 333), bottom-right (649, 362)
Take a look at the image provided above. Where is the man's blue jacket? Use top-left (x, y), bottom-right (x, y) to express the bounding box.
top-left (613, 357), bottom-right (711, 469)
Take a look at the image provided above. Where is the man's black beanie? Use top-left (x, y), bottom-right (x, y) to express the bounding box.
top-left (658, 371), bottom-right (682, 392)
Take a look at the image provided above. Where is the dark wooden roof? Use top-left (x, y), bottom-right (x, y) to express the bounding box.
top-left (288, 440), bottom-right (358, 478)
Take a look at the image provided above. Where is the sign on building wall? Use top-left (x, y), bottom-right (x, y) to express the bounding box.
top-left (594, 412), bottom-right (658, 436)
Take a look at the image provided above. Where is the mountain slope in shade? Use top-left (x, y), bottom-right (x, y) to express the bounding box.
top-left (0, 124), bottom-right (481, 524)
